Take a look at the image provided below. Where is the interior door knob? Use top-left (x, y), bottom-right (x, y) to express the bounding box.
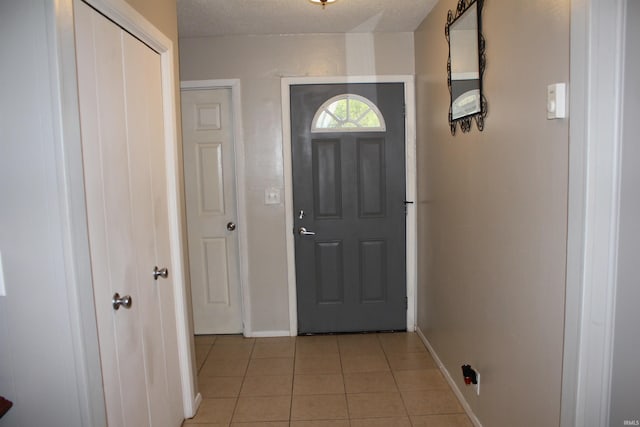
top-left (227, 222), bottom-right (236, 231)
top-left (153, 266), bottom-right (169, 280)
top-left (112, 293), bottom-right (132, 310)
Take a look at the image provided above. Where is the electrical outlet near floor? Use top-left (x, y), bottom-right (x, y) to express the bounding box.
top-left (474, 371), bottom-right (480, 395)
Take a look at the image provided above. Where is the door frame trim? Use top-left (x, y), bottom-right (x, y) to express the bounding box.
top-left (561, 0), bottom-right (626, 424)
top-left (180, 79), bottom-right (251, 336)
top-left (281, 76), bottom-right (417, 335)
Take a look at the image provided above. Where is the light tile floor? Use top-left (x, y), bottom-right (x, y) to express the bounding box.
top-left (183, 332), bottom-right (473, 427)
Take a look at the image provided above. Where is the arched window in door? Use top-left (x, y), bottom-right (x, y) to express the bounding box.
top-left (311, 94), bottom-right (386, 132)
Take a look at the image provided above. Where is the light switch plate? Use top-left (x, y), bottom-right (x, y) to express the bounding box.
top-left (547, 83), bottom-right (567, 119)
top-left (264, 187), bottom-right (281, 205)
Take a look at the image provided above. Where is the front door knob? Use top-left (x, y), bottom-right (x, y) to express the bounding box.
top-left (298, 227), bottom-right (316, 236)
top-left (227, 222), bottom-right (236, 231)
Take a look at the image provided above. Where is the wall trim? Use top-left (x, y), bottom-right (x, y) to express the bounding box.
top-left (65, 0), bottom-right (197, 419)
top-left (281, 75), bottom-right (417, 336)
top-left (193, 392), bottom-right (202, 414)
top-left (180, 79), bottom-right (252, 337)
top-left (246, 330), bottom-right (292, 338)
top-left (562, 0), bottom-right (626, 425)
top-left (416, 327), bottom-right (482, 427)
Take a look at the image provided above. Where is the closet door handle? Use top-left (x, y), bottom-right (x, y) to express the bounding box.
top-left (112, 293), bottom-right (132, 310)
top-left (153, 266), bottom-right (169, 280)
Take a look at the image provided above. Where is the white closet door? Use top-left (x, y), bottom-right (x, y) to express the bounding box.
top-left (75, 2), bottom-right (183, 426)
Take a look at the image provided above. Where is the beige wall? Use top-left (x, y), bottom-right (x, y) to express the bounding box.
top-left (124, 0), bottom-right (181, 122)
top-left (179, 33), bottom-right (415, 332)
top-left (125, 0), bottom-right (177, 43)
top-left (414, 1), bottom-right (569, 426)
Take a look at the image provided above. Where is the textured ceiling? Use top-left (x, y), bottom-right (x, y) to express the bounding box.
top-left (177, 0), bottom-right (438, 38)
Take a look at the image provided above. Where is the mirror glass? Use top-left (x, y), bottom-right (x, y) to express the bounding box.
top-left (446, 0), bottom-right (486, 134)
top-left (449, 3), bottom-right (480, 120)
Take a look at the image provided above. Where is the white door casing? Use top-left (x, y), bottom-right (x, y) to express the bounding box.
top-left (75, 2), bottom-right (183, 425)
top-left (182, 88), bottom-right (244, 334)
top-left (562, 0), bottom-right (627, 425)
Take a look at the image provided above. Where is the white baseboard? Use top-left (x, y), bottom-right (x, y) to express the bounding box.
top-left (416, 327), bottom-right (483, 427)
top-left (185, 392), bottom-right (202, 419)
top-left (245, 330), bottom-right (293, 338)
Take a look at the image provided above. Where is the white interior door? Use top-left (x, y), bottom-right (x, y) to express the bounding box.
top-left (181, 88), bottom-right (243, 334)
top-left (75, 2), bottom-right (183, 426)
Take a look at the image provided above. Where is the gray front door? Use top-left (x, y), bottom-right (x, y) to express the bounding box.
top-left (291, 83), bottom-right (407, 334)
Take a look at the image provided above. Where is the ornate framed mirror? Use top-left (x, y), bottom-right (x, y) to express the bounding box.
top-left (445, 0), bottom-right (487, 134)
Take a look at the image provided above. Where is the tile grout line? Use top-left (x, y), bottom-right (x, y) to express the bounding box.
top-left (289, 336), bottom-right (297, 424)
top-left (337, 336), bottom-right (354, 424)
top-left (231, 337), bottom-right (254, 425)
top-left (378, 334), bottom-right (414, 424)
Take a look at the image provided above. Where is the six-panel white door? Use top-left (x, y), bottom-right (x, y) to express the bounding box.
top-left (75, 2), bottom-right (183, 426)
top-left (181, 88), bottom-right (243, 334)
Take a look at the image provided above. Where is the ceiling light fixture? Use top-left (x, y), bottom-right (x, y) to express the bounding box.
top-left (308, 0), bottom-right (337, 9)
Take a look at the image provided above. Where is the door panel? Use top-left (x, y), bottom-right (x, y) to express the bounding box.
top-left (315, 241), bottom-right (345, 304)
top-left (202, 238), bottom-right (232, 304)
top-left (313, 140), bottom-right (343, 218)
top-left (75, 2), bottom-right (183, 426)
top-left (197, 143), bottom-right (225, 214)
top-left (291, 83), bottom-right (406, 334)
top-left (122, 24), bottom-right (182, 425)
top-left (75, 6), bottom-right (146, 425)
top-left (360, 240), bottom-right (387, 302)
top-left (358, 138), bottom-right (386, 217)
top-left (181, 88), bottom-right (243, 334)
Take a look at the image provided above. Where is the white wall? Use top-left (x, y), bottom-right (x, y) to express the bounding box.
top-left (179, 32), bottom-right (415, 333)
top-left (0, 2), bottom-right (101, 426)
top-left (414, 1), bottom-right (570, 425)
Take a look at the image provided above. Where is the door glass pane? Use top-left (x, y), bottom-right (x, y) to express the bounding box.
top-left (312, 94), bottom-right (386, 133)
